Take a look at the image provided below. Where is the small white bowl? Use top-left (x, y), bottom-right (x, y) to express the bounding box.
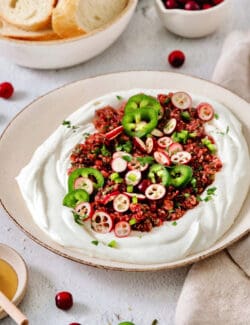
top-left (155, 0), bottom-right (229, 38)
top-left (0, 244), bottom-right (28, 320)
top-left (0, 0), bottom-right (138, 69)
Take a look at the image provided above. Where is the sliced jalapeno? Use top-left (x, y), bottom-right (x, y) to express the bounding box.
top-left (148, 164), bottom-right (170, 186)
top-left (170, 165), bottom-right (193, 188)
top-left (125, 94), bottom-right (161, 117)
top-left (63, 189), bottom-right (89, 208)
top-left (122, 108), bottom-right (158, 138)
top-left (68, 167), bottom-right (104, 192)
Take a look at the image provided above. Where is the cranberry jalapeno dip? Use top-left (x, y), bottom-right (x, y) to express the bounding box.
top-left (65, 92), bottom-right (222, 237)
top-left (17, 89), bottom-right (250, 264)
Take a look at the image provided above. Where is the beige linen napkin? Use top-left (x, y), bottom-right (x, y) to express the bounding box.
top-left (175, 31), bottom-right (250, 325)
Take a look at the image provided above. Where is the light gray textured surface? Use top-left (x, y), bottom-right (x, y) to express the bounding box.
top-left (0, 1), bottom-right (249, 324)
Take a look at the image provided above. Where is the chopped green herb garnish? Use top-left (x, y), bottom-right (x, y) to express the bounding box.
top-left (184, 193), bottom-right (190, 198)
top-left (191, 178), bottom-right (197, 188)
top-left (62, 120), bottom-right (71, 126)
top-left (136, 156), bottom-right (154, 165)
top-left (101, 144), bottom-right (110, 157)
top-left (214, 113), bottom-right (219, 119)
top-left (207, 187), bottom-right (217, 196)
top-left (83, 132), bottom-right (90, 139)
top-left (116, 141), bottom-right (132, 153)
top-left (91, 240), bottom-right (99, 246)
top-left (116, 95), bottom-right (123, 100)
top-left (196, 195), bottom-right (202, 202)
top-left (172, 221), bottom-right (177, 226)
top-left (181, 111), bottom-right (191, 122)
top-left (204, 196), bottom-right (213, 202)
top-left (73, 212), bottom-right (82, 225)
top-left (129, 218), bottom-right (137, 225)
top-left (108, 240), bottom-right (117, 248)
top-left (122, 155), bottom-right (132, 162)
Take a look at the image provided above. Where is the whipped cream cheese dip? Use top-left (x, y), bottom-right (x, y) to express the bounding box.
top-left (16, 89), bottom-right (250, 264)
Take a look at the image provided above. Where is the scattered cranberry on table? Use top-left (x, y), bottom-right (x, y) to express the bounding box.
top-left (55, 291), bottom-right (73, 310)
top-left (0, 82), bottom-right (14, 99)
top-left (168, 50), bottom-right (185, 68)
top-left (163, 0), bottom-right (224, 10)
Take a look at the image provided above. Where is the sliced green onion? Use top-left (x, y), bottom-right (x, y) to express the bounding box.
top-left (132, 196), bottom-right (138, 204)
top-left (126, 185), bottom-right (134, 193)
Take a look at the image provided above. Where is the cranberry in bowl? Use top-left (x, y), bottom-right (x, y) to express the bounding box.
top-left (155, 0), bottom-right (229, 38)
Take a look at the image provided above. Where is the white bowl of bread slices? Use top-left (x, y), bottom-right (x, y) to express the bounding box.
top-left (0, 0), bottom-right (137, 69)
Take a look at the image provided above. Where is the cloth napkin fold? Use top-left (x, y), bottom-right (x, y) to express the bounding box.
top-left (175, 30), bottom-right (250, 325)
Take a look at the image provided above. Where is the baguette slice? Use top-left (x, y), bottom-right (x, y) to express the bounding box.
top-left (0, 19), bottom-right (60, 41)
top-left (0, 0), bottom-right (57, 32)
top-left (52, 0), bottom-right (128, 38)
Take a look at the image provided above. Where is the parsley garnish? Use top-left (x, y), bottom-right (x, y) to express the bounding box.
top-left (136, 156), bottom-right (154, 166)
top-left (73, 212), bottom-right (83, 225)
top-left (91, 240), bottom-right (99, 246)
top-left (214, 113), bottom-right (219, 119)
top-left (108, 240), bottom-right (117, 248)
top-left (116, 95), bottom-right (123, 100)
top-left (116, 141), bottom-right (132, 153)
top-left (172, 221), bottom-right (177, 226)
top-left (62, 120), bottom-right (71, 127)
top-left (122, 155), bottom-right (132, 162)
top-left (100, 144), bottom-right (110, 157)
top-left (207, 187), bottom-right (217, 195)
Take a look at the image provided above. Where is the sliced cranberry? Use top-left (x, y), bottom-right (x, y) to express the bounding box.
top-left (168, 50), bottom-right (185, 68)
top-left (55, 291), bottom-right (73, 310)
top-left (185, 1), bottom-right (200, 10)
top-left (0, 82), bottom-right (14, 99)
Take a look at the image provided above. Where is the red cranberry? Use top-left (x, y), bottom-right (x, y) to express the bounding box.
top-left (168, 50), bottom-right (185, 68)
top-left (138, 179), bottom-right (151, 193)
top-left (185, 1), bottom-right (200, 10)
top-left (165, 0), bottom-right (178, 9)
top-left (213, 0), bottom-right (224, 5)
top-left (55, 291), bottom-right (73, 310)
top-left (69, 323), bottom-right (81, 325)
top-left (202, 3), bottom-right (212, 9)
top-left (0, 82), bottom-right (14, 99)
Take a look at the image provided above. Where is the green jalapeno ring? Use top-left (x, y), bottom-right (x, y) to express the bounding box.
top-left (122, 107), bottom-right (158, 138)
top-left (125, 94), bottom-right (161, 117)
top-left (68, 167), bottom-right (104, 192)
top-left (170, 165), bottom-right (193, 188)
top-left (148, 164), bottom-right (170, 186)
top-left (63, 189), bottom-right (89, 208)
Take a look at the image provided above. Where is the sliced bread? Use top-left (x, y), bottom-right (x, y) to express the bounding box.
top-left (0, 0), bottom-right (58, 32)
top-left (52, 0), bottom-right (128, 38)
top-left (0, 19), bottom-right (60, 41)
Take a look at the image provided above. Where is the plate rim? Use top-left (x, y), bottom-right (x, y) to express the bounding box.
top-left (0, 70), bottom-right (249, 271)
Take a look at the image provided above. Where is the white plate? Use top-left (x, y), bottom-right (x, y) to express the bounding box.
top-left (0, 71), bottom-right (249, 271)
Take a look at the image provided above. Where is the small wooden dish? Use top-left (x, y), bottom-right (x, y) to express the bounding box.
top-left (0, 244), bottom-right (28, 320)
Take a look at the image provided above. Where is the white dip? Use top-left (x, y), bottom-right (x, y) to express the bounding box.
top-left (16, 89), bottom-right (250, 264)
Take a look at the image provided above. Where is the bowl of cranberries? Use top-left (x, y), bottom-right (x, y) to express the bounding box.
top-left (155, 0), bottom-right (229, 38)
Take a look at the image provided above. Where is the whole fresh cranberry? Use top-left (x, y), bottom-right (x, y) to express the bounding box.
top-left (0, 82), bottom-right (14, 99)
top-left (165, 0), bottom-right (178, 9)
top-left (213, 0), bottom-right (224, 5)
top-left (185, 1), bottom-right (200, 10)
top-left (69, 323), bottom-right (81, 325)
top-left (55, 291), bottom-right (73, 310)
top-left (202, 3), bottom-right (212, 9)
top-left (138, 179), bottom-right (151, 193)
top-left (168, 50), bottom-right (185, 68)
top-left (177, 0), bottom-right (189, 4)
